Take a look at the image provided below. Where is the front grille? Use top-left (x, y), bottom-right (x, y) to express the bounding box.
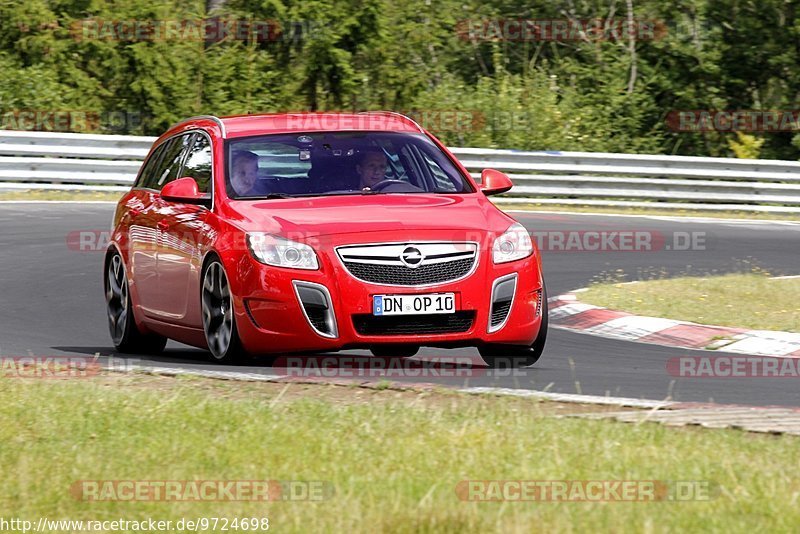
top-left (343, 257), bottom-right (474, 286)
top-left (490, 301), bottom-right (512, 328)
top-left (337, 242), bottom-right (478, 287)
top-left (353, 311), bottom-right (476, 336)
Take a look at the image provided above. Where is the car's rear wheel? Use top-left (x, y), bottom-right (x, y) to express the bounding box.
top-left (369, 345), bottom-right (420, 358)
top-left (105, 252), bottom-right (167, 354)
top-left (202, 258), bottom-right (247, 364)
top-left (479, 286), bottom-right (548, 368)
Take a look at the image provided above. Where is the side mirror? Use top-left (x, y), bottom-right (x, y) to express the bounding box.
top-left (479, 169), bottom-right (513, 196)
top-left (161, 177), bottom-right (211, 207)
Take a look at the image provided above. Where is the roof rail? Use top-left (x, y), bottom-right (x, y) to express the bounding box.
top-left (170, 115), bottom-right (227, 138)
top-left (357, 111), bottom-right (424, 133)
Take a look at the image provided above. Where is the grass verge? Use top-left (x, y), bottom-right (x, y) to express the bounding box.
top-left (1, 373), bottom-right (799, 532)
top-left (580, 273), bottom-right (800, 332)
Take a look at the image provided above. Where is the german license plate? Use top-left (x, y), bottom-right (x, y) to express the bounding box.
top-left (373, 293), bottom-right (456, 316)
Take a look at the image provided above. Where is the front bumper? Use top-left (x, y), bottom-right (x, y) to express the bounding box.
top-left (231, 237), bottom-right (544, 355)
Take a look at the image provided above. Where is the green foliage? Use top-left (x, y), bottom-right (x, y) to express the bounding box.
top-left (0, 0), bottom-right (797, 159)
top-left (728, 132), bottom-right (764, 159)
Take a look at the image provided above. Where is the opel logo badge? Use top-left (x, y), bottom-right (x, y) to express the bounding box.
top-left (400, 246), bottom-right (424, 268)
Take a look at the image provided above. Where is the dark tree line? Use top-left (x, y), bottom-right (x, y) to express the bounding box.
top-left (0, 0), bottom-right (798, 159)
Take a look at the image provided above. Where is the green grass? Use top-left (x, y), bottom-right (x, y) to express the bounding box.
top-left (1, 375), bottom-right (799, 532)
top-left (580, 273), bottom-right (800, 332)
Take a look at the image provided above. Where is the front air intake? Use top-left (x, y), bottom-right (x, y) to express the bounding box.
top-left (535, 288), bottom-right (543, 317)
top-left (488, 273), bottom-right (517, 333)
top-left (293, 281), bottom-right (338, 338)
top-left (352, 311), bottom-right (475, 336)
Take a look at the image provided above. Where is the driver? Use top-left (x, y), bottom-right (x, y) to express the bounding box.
top-left (230, 150), bottom-right (267, 196)
top-left (356, 150), bottom-right (388, 190)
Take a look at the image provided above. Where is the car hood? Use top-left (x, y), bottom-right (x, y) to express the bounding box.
top-left (222, 194), bottom-right (513, 240)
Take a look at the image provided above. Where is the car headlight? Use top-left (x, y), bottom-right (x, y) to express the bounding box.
top-left (492, 222), bottom-right (533, 264)
top-left (247, 233), bottom-right (319, 270)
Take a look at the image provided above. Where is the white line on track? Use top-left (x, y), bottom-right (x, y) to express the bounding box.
top-left (115, 364), bottom-right (285, 382)
top-left (457, 386), bottom-right (674, 409)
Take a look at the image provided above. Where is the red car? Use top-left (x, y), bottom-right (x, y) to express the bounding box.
top-left (105, 112), bottom-right (547, 367)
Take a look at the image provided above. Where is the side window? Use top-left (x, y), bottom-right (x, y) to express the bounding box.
top-left (155, 134), bottom-right (193, 189)
top-left (136, 143), bottom-right (167, 189)
top-left (402, 143), bottom-right (462, 193)
top-left (182, 134), bottom-right (213, 193)
top-left (421, 151), bottom-right (458, 192)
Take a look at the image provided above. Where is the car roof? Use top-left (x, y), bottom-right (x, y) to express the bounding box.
top-left (165, 112), bottom-right (425, 140)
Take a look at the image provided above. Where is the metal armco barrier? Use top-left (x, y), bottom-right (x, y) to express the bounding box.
top-left (2, 130), bottom-right (800, 213)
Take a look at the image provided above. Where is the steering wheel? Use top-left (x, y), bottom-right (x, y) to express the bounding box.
top-left (366, 179), bottom-right (409, 192)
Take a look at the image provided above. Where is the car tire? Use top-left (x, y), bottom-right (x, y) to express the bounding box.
top-left (369, 345), bottom-right (420, 358)
top-left (105, 251), bottom-right (167, 354)
top-left (479, 285), bottom-right (548, 368)
top-left (201, 257), bottom-right (248, 364)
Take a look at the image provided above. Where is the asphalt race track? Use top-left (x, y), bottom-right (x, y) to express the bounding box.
top-left (2, 202), bottom-right (800, 406)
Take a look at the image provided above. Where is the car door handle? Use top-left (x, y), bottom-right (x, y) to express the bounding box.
top-left (157, 220), bottom-right (170, 231)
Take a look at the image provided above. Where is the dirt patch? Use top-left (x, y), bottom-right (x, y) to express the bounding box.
top-left (14, 371), bottom-right (630, 416)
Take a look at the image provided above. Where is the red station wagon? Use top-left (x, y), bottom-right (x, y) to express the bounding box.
top-left (104, 112), bottom-right (547, 366)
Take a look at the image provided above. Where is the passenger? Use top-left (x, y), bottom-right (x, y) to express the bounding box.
top-left (230, 150), bottom-right (267, 196)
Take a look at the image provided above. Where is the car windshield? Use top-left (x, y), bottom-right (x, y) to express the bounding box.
top-left (226, 131), bottom-right (474, 199)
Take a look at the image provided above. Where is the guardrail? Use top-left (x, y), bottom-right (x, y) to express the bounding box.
top-left (2, 130), bottom-right (800, 213)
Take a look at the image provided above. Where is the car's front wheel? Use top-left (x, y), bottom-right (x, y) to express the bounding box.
top-left (479, 286), bottom-right (548, 368)
top-left (105, 251), bottom-right (167, 354)
top-left (201, 258), bottom-right (248, 364)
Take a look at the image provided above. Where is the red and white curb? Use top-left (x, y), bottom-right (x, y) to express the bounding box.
top-left (549, 292), bottom-right (800, 357)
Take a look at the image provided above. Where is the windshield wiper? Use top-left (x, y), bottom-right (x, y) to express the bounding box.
top-left (241, 193), bottom-right (296, 200)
